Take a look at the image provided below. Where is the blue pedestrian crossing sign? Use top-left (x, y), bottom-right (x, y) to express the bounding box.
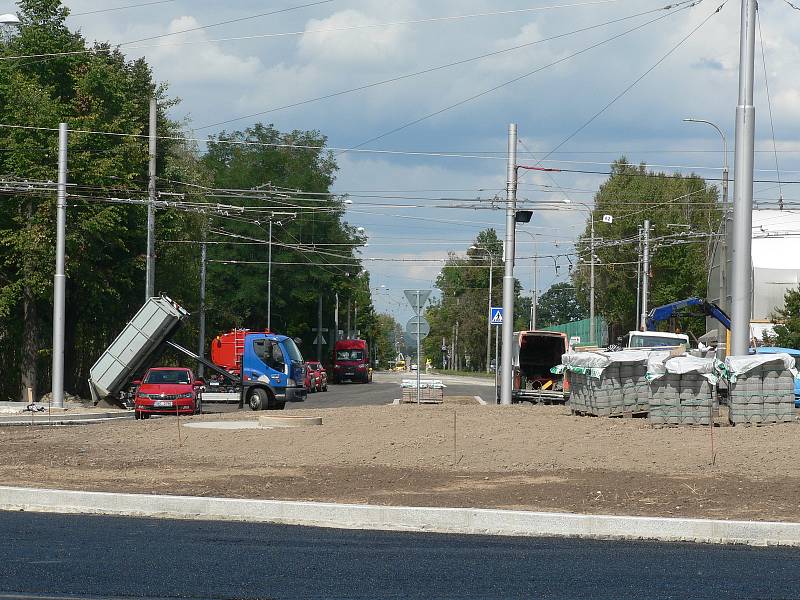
top-left (490, 307), bottom-right (503, 325)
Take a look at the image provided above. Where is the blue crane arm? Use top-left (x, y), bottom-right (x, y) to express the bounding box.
top-left (646, 297), bottom-right (731, 331)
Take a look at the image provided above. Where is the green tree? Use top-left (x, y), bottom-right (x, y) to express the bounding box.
top-left (536, 282), bottom-right (587, 327)
top-left (768, 285), bottom-right (800, 349)
top-left (572, 159), bottom-right (721, 340)
top-left (0, 0), bottom-right (198, 400)
top-left (424, 229), bottom-right (527, 371)
top-left (201, 123), bottom-right (372, 357)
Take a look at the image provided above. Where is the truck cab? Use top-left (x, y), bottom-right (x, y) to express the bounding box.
top-left (333, 339), bottom-right (372, 383)
top-left (239, 333), bottom-right (307, 410)
top-left (624, 330), bottom-right (690, 349)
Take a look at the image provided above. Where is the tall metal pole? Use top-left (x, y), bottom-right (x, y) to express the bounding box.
top-left (486, 253), bottom-right (493, 372)
top-left (334, 292), bottom-right (339, 348)
top-left (531, 245), bottom-right (537, 330)
top-left (494, 326), bottom-right (499, 403)
top-left (635, 227), bottom-right (642, 331)
top-left (267, 218), bottom-right (272, 331)
top-left (316, 294), bottom-right (323, 361)
top-left (640, 220), bottom-right (651, 331)
top-left (198, 236), bottom-right (207, 378)
top-left (51, 122), bottom-right (68, 409)
top-left (730, 0), bottom-right (757, 356)
top-left (683, 118), bottom-right (729, 357)
top-left (589, 218), bottom-right (595, 345)
top-left (416, 291), bottom-right (421, 405)
top-left (500, 123), bottom-right (518, 406)
top-left (145, 96), bottom-right (156, 300)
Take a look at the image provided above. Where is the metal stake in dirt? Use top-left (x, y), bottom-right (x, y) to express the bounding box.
top-left (730, 0), bottom-right (757, 356)
top-left (51, 122), bottom-right (68, 409)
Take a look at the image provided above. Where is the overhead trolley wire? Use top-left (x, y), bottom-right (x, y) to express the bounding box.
top-left (333, 0), bottom-right (699, 156)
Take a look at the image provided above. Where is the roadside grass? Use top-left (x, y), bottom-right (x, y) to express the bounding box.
top-left (429, 369), bottom-right (495, 379)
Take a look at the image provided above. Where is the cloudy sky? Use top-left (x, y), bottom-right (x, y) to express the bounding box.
top-left (9, 0), bottom-right (800, 323)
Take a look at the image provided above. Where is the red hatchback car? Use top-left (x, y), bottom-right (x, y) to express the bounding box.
top-left (306, 361), bottom-right (328, 392)
top-left (133, 367), bottom-right (203, 420)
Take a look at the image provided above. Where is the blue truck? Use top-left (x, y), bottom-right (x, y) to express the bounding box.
top-left (88, 296), bottom-right (306, 411)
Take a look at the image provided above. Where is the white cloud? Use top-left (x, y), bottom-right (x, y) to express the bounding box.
top-left (147, 16), bottom-right (263, 84)
top-left (298, 9), bottom-right (409, 66)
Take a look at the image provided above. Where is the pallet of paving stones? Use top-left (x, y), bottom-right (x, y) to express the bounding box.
top-left (563, 351), bottom-right (650, 417)
top-left (400, 379), bottom-right (445, 403)
top-left (648, 372), bottom-right (718, 426)
top-left (725, 355), bottom-right (796, 426)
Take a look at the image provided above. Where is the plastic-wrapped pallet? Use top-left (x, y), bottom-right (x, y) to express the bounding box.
top-left (726, 354), bottom-right (796, 425)
top-left (561, 350), bottom-right (649, 417)
top-left (647, 355), bottom-right (718, 426)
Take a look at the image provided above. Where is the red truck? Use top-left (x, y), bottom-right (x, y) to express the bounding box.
top-left (333, 339), bottom-right (372, 384)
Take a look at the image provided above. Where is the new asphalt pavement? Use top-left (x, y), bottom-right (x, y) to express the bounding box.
top-left (2, 510), bottom-right (799, 599)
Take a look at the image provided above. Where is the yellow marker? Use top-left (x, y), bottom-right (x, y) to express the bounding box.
top-left (542, 380), bottom-right (553, 390)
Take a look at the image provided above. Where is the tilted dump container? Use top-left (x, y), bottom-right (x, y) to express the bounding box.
top-left (88, 296), bottom-right (189, 402)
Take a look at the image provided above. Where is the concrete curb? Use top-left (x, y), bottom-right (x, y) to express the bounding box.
top-left (0, 413), bottom-right (133, 426)
top-left (2, 485), bottom-right (799, 547)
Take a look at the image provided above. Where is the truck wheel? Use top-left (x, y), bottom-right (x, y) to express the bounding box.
top-left (248, 388), bottom-right (269, 411)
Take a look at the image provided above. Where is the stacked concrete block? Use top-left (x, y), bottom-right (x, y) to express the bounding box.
top-left (565, 351), bottom-right (650, 417)
top-left (620, 363), bottom-right (649, 414)
top-left (649, 373), bottom-right (716, 426)
top-left (728, 366), bottom-right (794, 425)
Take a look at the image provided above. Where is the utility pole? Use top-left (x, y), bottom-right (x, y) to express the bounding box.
top-left (589, 218), bottom-right (595, 345)
top-left (531, 248), bottom-right (538, 330)
top-left (316, 295), bottom-right (323, 361)
top-left (720, 150), bottom-right (729, 359)
top-left (198, 233), bottom-right (207, 378)
top-left (640, 220), bottom-right (651, 331)
top-left (500, 123), bottom-right (518, 406)
top-left (347, 299), bottom-right (351, 339)
top-left (730, 0), bottom-right (757, 356)
top-left (354, 301), bottom-right (359, 337)
top-left (145, 96), bottom-right (156, 300)
top-left (487, 256), bottom-right (493, 372)
top-left (334, 292), bottom-right (339, 348)
top-left (267, 218), bottom-right (273, 331)
top-left (51, 122), bottom-right (68, 409)
top-left (635, 227), bottom-right (642, 331)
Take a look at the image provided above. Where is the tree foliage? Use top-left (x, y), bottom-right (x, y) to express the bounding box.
top-left (571, 159), bottom-right (721, 340)
top-left (0, 1), bottom-right (374, 399)
top-left (768, 285), bottom-right (800, 349)
top-left (536, 282), bottom-right (586, 327)
top-left (423, 229), bottom-right (526, 371)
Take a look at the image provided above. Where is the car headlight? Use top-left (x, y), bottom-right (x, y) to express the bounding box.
top-left (178, 392), bottom-right (194, 399)
top-left (357, 365), bottom-right (366, 370)
top-left (137, 393), bottom-right (152, 399)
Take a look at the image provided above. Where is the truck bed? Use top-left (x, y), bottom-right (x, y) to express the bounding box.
top-left (88, 296), bottom-right (189, 402)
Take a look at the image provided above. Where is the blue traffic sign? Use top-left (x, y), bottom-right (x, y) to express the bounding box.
top-left (490, 307), bottom-right (503, 325)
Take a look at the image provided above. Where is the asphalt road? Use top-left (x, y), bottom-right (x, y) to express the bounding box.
top-left (289, 370), bottom-right (494, 409)
top-left (2, 511), bottom-right (799, 599)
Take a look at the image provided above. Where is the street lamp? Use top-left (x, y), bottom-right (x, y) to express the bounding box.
top-left (470, 244), bottom-right (496, 373)
top-left (683, 117), bottom-right (729, 358)
top-left (562, 200), bottom-right (597, 345)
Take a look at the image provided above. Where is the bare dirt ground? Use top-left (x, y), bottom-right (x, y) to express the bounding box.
top-left (2, 403), bottom-right (799, 522)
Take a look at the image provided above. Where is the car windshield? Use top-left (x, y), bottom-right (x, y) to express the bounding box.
top-left (629, 335), bottom-right (687, 348)
top-left (144, 370), bottom-right (190, 384)
top-left (283, 338), bottom-right (304, 363)
top-left (337, 350), bottom-right (364, 361)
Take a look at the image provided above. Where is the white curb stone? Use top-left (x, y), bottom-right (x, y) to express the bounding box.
top-left (1, 486), bottom-right (800, 547)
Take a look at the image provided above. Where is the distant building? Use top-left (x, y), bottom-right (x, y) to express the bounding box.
top-left (708, 209), bottom-right (800, 339)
